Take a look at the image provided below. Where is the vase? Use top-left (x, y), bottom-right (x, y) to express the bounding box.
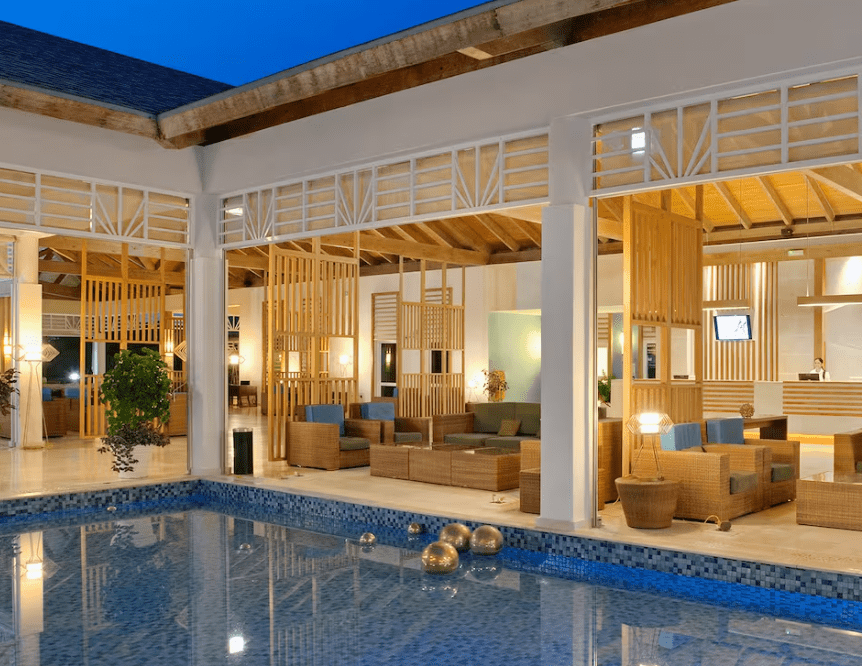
top-left (118, 444), bottom-right (152, 479)
top-left (491, 390), bottom-right (505, 402)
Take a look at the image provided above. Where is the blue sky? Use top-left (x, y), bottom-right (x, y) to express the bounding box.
top-left (2, 1), bottom-right (489, 86)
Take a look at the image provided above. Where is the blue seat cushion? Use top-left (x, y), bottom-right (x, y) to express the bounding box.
top-left (660, 422), bottom-right (702, 451)
top-left (306, 404), bottom-right (345, 436)
top-left (41, 387), bottom-right (53, 401)
top-left (360, 401), bottom-right (395, 422)
top-left (338, 437), bottom-right (370, 451)
top-left (64, 387), bottom-right (80, 399)
top-left (729, 471), bottom-right (757, 495)
top-left (706, 417), bottom-right (745, 445)
top-left (771, 463), bottom-right (794, 483)
top-left (394, 431), bottom-right (422, 443)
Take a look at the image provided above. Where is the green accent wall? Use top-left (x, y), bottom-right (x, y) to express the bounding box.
top-left (488, 312), bottom-right (541, 402)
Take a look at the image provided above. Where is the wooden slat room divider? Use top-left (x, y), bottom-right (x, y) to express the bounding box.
top-left (623, 200), bottom-right (703, 475)
top-left (266, 239), bottom-right (359, 461)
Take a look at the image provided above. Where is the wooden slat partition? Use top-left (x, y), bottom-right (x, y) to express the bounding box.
top-left (266, 240), bottom-right (359, 461)
top-left (782, 382), bottom-right (862, 417)
top-left (703, 261), bottom-right (778, 380)
top-left (702, 380), bottom-right (755, 413)
top-left (623, 200), bottom-right (703, 475)
top-left (79, 242), bottom-right (168, 437)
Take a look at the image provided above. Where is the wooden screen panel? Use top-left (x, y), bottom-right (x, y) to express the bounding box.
top-left (783, 382), bottom-right (862, 417)
top-left (623, 201), bottom-right (703, 475)
top-left (702, 381), bottom-right (755, 413)
top-left (125, 281), bottom-right (163, 343)
top-left (703, 262), bottom-right (777, 381)
top-left (83, 279), bottom-right (124, 342)
top-left (267, 244), bottom-right (359, 461)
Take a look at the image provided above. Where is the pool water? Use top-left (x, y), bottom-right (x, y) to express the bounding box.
top-left (1, 509), bottom-right (861, 666)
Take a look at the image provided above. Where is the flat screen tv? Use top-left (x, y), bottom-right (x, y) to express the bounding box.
top-left (713, 314), bottom-right (752, 341)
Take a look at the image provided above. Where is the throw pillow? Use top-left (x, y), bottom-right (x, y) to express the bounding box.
top-left (498, 419), bottom-right (521, 437)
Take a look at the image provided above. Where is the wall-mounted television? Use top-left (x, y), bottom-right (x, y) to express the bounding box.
top-left (713, 314), bottom-right (752, 341)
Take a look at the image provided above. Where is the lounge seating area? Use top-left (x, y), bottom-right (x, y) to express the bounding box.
top-left (433, 402), bottom-right (541, 451)
top-left (286, 404), bottom-right (382, 471)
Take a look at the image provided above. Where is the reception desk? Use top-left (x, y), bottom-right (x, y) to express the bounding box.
top-left (704, 381), bottom-right (862, 436)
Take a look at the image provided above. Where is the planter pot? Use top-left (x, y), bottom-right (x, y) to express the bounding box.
top-left (615, 476), bottom-right (679, 529)
top-left (118, 444), bottom-right (152, 479)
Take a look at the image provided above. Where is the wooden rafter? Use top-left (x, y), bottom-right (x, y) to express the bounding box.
top-left (713, 181), bottom-right (753, 229)
top-left (473, 213), bottom-right (521, 251)
top-left (757, 175), bottom-right (794, 226)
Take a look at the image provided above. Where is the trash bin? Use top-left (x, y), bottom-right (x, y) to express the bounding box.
top-left (233, 428), bottom-right (253, 474)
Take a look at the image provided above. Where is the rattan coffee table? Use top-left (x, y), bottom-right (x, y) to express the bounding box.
top-left (451, 447), bottom-right (521, 491)
top-left (369, 443), bottom-right (429, 480)
top-left (796, 473), bottom-right (862, 531)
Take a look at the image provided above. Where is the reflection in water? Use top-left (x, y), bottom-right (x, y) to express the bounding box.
top-left (0, 511), bottom-right (856, 665)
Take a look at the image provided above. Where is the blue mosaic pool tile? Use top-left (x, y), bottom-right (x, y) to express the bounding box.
top-left (2, 476), bottom-right (862, 628)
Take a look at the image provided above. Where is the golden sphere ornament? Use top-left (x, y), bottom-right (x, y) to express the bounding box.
top-left (407, 522), bottom-right (424, 535)
top-left (739, 403), bottom-right (755, 418)
top-left (439, 523), bottom-right (472, 552)
top-left (421, 541), bottom-right (459, 574)
top-left (469, 525), bottom-right (504, 555)
top-left (358, 532), bottom-right (376, 547)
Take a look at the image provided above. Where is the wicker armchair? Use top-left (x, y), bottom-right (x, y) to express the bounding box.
top-left (705, 417), bottom-right (800, 509)
top-left (632, 444), bottom-right (764, 522)
top-left (286, 405), bottom-right (381, 470)
top-left (348, 401), bottom-right (431, 443)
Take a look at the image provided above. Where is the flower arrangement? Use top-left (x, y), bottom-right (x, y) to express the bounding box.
top-left (481, 369), bottom-right (508, 402)
top-left (598, 373), bottom-right (613, 406)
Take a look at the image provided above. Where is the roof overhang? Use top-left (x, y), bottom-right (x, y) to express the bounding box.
top-left (1, 0), bottom-right (738, 148)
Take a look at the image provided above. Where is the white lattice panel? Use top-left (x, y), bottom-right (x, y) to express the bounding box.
top-left (593, 71), bottom-right (862, 194)
top-left (220, 131), bottom-right (549, 248)
top-left (0, 165), bottom-right (190, 246)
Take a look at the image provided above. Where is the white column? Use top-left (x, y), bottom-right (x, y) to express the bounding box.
top-left (537, 116), bottom-right (596, 530)
top-left (188, 194), bottom-right (225, 475)
top-left (15, 233), bottom-right (44, 450)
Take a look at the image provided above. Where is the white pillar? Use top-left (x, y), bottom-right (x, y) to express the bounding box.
top-left (188, 194), bottom-right (225, 475)
top-left (15, 234), bottom-right (44, 450)
top-left (537, 116), bottom-right (596, 530)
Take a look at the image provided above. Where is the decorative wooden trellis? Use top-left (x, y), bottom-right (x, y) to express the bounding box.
top-left (266, 238), bottom-right (359, 461)
top-left (79, 242), bottom-right (174, 436)
top-left (622, 200), bottom-right (703, 475)
top-left (371, 260), bottom-right (465, 419)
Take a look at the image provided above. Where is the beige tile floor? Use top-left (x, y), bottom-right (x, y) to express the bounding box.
top-left (1, 407), bottom-right (858, 578)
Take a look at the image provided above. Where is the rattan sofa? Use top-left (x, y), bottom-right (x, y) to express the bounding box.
top-left (833, 428), bottom-right (862, 475)
top-left (432, 402), bottom-right (540, 450)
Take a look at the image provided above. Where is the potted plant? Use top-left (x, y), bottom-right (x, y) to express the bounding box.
top-left (0, 368), bottom-right (19, 416)
top-left (481, 369), bottom-right (508, 402)
top-left (597, 373), bottom-right (613, 417)
top-left (97, 348), bottom-right (171, 478)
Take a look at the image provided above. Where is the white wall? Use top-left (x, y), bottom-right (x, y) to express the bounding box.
top-left (826, 256), bottom-right (862, 380)
top-left (0, 107), bottom-right (204, 194)
top-left (778, 261), bottom-right (815, 381)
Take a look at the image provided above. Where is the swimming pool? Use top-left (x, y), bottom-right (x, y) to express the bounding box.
top-left (2, 494), bottom-right (862, 666)
top-left (0, 509), bottom-right (862, 666)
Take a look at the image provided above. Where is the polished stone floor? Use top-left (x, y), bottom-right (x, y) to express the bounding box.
top-left (0, 406), bottom-right (856, 578)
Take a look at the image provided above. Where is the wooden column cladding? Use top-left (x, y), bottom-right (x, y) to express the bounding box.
top-left (703, 261), bottom-right (778, 381)
top-left (266, 239), bottom-right (359, 462)
top-left (622, 200), bottom-right (702, 475)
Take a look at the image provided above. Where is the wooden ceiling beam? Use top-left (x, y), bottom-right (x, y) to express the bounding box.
top-left (705, 241), bottom-right (862, 266)
top-left (597, 217), bottom-right (623, 240)
top-left (805, 175), bottom-right (836, 223)
top-left (507, 216), bottom-right (542, 246)
top-left (323, 232), bottom-right (488, 265)
top-left (713, 181), bottom-right (753, 228)
top-left (474, 213), bottom-right (521, 251)
top-left (447, 219), bottom-right (493, 254)
top-left (675, 188), bottom-right (716, 232)
top-left (757, 175), bottom-right (794, 226)
top-left (40, 236), bottom-right (185, 262)
top-left (806, 165), bottom-right (862, 203)
top-left (503, 205), bottom-right (544, 224)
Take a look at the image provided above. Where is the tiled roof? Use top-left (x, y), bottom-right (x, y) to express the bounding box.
top-left (0, 21), bottom-right (232, 115)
